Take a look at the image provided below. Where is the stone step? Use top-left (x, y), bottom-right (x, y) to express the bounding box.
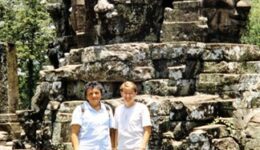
top-left (164, 7), bottom-right (205, 22)
top-left (54, 42), bottom-right (259, 68)
top-left (143, 79), bottom-right (196, 96)
top-left (164, 0), bottom-right (204, 22)
top-left (203, 61), bottom-right (260, 74)
top-left (197, 73), bottom-right (260, 94)
top-left (0, 114), bottom-right (18, 123)
top-left (172, 0), bottom-right (202, 9)
top-left (202, 43), bottom-right (260, 61)
top-left (62, 48), bottom-right (84, 66)
top-left (56, 94), bottom-right (234, 119)
top-left (0, 131), bottom-right (9, 141)
top-left (193, 124), bottom-right (229, 138)
top-left (0, 144), bottom-right (12, 150)
top-left (161, 21), bottom-right (208, 42)
top-left (40, 64), bottom-right (82, 81)
top-left (0, 123), bottom-right (22, 140)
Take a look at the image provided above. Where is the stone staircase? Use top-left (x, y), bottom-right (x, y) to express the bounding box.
top-left (0, 0), bottom-right (257, 149)
top-left (35, 41), bottom-right (260, 149)
top-left (161, 0), bottom-right (208, 42)
top-left (0, 113), bottom-right (26, 149)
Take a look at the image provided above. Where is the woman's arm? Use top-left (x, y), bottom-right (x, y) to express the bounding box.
top-left (110, 128), bottom-right (116, 150)
top-left (140, 126), bottom-right (152, 150)
top-left (71, 124), bottom-right (81, 150)
top-left (112, 129), bottom-right (118, 150)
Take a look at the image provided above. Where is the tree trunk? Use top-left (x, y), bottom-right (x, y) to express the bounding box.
top-left (27, 58), bottom-right (34, 105)
top-left (7, 43), bottom-right (19, 113)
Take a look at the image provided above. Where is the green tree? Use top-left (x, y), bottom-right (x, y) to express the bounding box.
top-left (241, 0), bottom-right (260, 46)
top-left (0, 0), bottom-right (55, 108)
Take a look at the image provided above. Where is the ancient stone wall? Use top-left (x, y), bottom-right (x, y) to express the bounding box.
top-left (1, 0), bottom-right (256, 150)
top-left (34, 42), bottom-right (259, 149)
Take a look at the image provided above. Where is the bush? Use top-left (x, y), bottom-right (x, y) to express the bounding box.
top-left (241, 0), bottom-right (260, 46)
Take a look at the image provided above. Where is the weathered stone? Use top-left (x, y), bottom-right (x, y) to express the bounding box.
top-left (240, 74), bottom-right (260, 91)
top-left (203, 61), bottom-right (260, 75)
top-left (168, 65), bottom-right (186, 80)
top-left (113, 0), bottom-right (148, 4)
top-left (244, 138), bottom-right (260, 150)
top-left (212, 137), bottom-right (240, 150)
top-left (0, 122), bottom-right (22, 139)
top-left (161, 139), bottom-right (189, 150)
top-left (0, 114), bottom-right (18, 123)
top-left (47, 101), bottom-right (61, 110)
top-left (0, 145), bottom-right (12, 150)
top-left (203, 61), bottom-right (242, 73)
top-left (58, 101), bottom-right (84, 113)
top-left (149, 42), bottom-right (189, 60)
top-left (234, 91), bottom-right (260, 109)
top-left (66, 81), bottom-right (85, 100)
top-left (66, 48), bottom-right (84, 65)
top-left (52, 122), bottom-right (71, 144)
top-left (197, 73), bottom-right (240, 93)
top-left (81, 43), bottom-right (150, 63)
top-left (148, 98), bottom-right (172, 116)
top-left (40, 65), bottom-right (81, 81)
top-left (193, 124), bottom-right (229, 138)
top-left (203, 44), bottom-right (260, 61)
top-left (170, 101), bottom-right (189, 121)
top-left (31, 82), bottom-right (52, 117)
top-left (176, 79), bottom-right (196, 96)
top-left (0, 131), bottom-right (9, 141)
top-left (173, 1), bottom-right (202, 9)
top-left (187, 130), bottom-right (212, 149)
top-left (244, 61), bottom-right (260, 73)
top-left (55, 112), bottom-right (72, 123)
top-left (237, 0), bottom-right (251, 7)
top-left (244, 122), bottom-right (260, 139)
top-left (153, 60), bottom-right (181, 78)
top-left (99, 1), bottom-right (163, 43)
top-left (251, 112), bottom-right (260, 123)
top-left (161, 21), bottom-right (207, 42)
top-left (79, 61), bottom-right (130, 81)
top-left (131, 66), bottom-right (155, 81)
top-left (143, 79), bottom-right (177, 96)
top-left (164, 6), bottom-right (200, 22)
top-left (202, 0), bottom-right (250, 42)
top-left (170, 95), bottom-right (233, 121)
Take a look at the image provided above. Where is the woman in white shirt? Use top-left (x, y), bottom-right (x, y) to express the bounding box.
top-left (70, 81), bottom-right (115, 150)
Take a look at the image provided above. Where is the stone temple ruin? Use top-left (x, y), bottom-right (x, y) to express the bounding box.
top-left (1, 0), bottom-right (260, 150)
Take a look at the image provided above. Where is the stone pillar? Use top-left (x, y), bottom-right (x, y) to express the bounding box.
top-left (7, 43), bottom-right (19, 113)
top-left (0, 43), bottom-right (8, 113)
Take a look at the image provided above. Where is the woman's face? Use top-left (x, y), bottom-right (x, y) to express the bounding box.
top-left (121, 87), bottom-right (137, 107)
top-left (86, 88), bottom-right (102, 107)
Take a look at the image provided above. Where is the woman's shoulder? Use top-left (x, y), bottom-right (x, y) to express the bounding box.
top-left (136, 102), bottom-right (148, 108)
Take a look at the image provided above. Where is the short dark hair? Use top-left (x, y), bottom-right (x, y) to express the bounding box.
top-left (84, 81), bottom-right (104, 94)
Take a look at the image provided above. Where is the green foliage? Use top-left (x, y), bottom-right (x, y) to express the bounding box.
top-left (241, 0), bottom-right (260, 46)
top-left (0, 0), bottom-right (55, 108)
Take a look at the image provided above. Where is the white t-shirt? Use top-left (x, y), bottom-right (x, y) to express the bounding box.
top-left (71, 102), bottom-right (114, 150)
top-left (113, 102), bottom-right (152, 150)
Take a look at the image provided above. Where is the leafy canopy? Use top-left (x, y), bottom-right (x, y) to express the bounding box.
top-left (0, 0), bottom-right (55, 108)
